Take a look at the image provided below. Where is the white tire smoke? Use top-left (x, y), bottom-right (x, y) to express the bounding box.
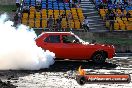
top-left (0, 14), bottom-right (55, 70)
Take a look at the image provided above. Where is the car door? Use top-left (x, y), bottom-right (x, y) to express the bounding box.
top-left (61, 34), bottom-right (88, 60)
top-left (42, 34), bottom-right (64, 58)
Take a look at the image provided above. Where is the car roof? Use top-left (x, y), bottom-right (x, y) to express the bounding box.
top-left (37, 32), bottom-right (73, 38)
top-left (43, 32), bottom-right (71, 34)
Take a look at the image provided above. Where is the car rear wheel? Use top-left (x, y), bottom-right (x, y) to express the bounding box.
top-left (92, 52), bottom-right (106, 64)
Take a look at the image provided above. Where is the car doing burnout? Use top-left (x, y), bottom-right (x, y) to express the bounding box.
top-left (36, 32), bottom-right (115, 64)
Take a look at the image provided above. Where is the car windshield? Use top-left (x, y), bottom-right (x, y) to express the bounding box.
top-left (72, 33), bottom-right (89, 44)
top-left (62, 33), bottom-right (90, 44)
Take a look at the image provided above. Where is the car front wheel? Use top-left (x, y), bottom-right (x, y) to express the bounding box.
top-left (92, 52), bottom-right (106, 64)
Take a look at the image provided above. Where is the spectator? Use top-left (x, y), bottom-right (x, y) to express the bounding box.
top-left (56, 16), bottom-right (62, 31)
top-left (120, 5), bottom-right (125, 12)
top-left (14, 13), bottom-right (19, 26)
top-left (124, 0), bottom-right (128, 6)
top-left (36, 0), bottom-right (41, 3)
top-left (67, 12), bottom-right (72, 28)
top-left (72, 1), bottom-right (76, 8)
top-left (108, 0), bottom-right (112, 4)
top-left (23, 5), bottom-right (29, 13)
top-left (67, 12), bottom-right (72, 20)
top-left (115, 11), bottom-right (120, 18)
top-left (70, 0), bottom-right (72, 7)
top-left (98, 2), bottom-right (104, 10)
top-left (82, 16), bottom-right (90, 32)
top-left (105, 12), bottom-right (109, 20)
top-left (48, 15), bottom-right (54, 30)
top-left (16, 0), bottom-right (20, 8)
top-left (76, 3), bottom-right (80, 8)
top-left (120, 12), bottom-right (125, 19)
top-left (102, 0), bottom-right (107, 4)
top-left (64, 0), bottom-right (69, 3)
top-left (36, 0), bottom-right (41, 10)
top-left (109, 11), bottom-right (116, 20)
top-left (61, 11), bottom-right (66, 18)
top-left (126, 11), bottom-right (131, 21)
top-left (109, 11), bottom-right (116, 31)
top-left (77, 0), bottom-right (81, 4)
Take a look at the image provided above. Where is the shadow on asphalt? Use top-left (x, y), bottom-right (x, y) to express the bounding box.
top-left (45, 61), bottom-right (118, 72)
top-left (0, 61), bottom-right (117, 80)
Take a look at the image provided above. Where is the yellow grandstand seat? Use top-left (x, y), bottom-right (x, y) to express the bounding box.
top-left (48, 10), bottom-right (53, 17)
top-left (128, 18), bottom-right (132, 21)
top-left (126, 25), bottom-right (132, 30)
top-left (99, 9), bottom-right (106, 18)
top-left (42, 14), bottom-right (47, 19)
top-left (61, 18), bottom-right (67, 29)
top-left (42, 9), bottom-right (46, 14)
top-left (35, 20), bottom-right (40, 28)
top-left (42, 20), bottom-right (47, 28)
top-left (104, 9), bottom-right (108, 12)
top-left (77, 8), bottom-right (83, 14)
top-left (114, 22), bottom-right (119, 30)
top-left (48, 14), bottom-right (53, 18)
top-left (68, 20), bottom-right (74, 28)
top-left (29, 12), bottom-right (35, 19)
top-left (117, 9), bottom-right (122, 14)
top-left (22, 18), bottom-right (28, 25)
top-left (79, 16), bottom-right (84, 23)
top-left (73, 15), bottom-right (78, 20)
top-left (48, 11), bottom-right (53, 17)
top-left (122, 17), bottom-right (127, 21)
top-left (22, 13), bottom-right (28, 19)
top-left (129, 10), bottom-right (132, 14)
top-left (123, 10), bottom-right (127, 16)
top-left (66, 10), bottom-right (71, 15)
top-left (54, 10), bottom-right (59, 13)
top-left (117, 20), bottom-right (123, 24)
top-left (72, 10), bottom-right (77, 15)
top-left (36, 12), bottom-right (41, 18)
top-left (54, 10), bottom-right (59, 18)
top-left (30, 6), bottom-right (35, 12)
top-left (59, 10), bottom-right (65, 15)
top-left (119, 23), bottom-right (125, 30)
top-left (74, 21), bottom-right (80, 29)
top-left (116, 17), bottom-right (121, 20)
top-left (124, 21), bottom-right (129, 27)
top-left (48, 10), bottom-right (53, 13)
top-left (78, 14), bottom-right (83, 20)
top-left (106, 20), bottom-right (110, 28)
top-left (71, 8), bottom-right (76, 11)
top-left (29, 19), bottom-right (34, 28)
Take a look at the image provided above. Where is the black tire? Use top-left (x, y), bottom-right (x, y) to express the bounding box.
top-left (92, 52), bottom-right (106, 64)
top-left (76, 76), bottom-right (86, 85)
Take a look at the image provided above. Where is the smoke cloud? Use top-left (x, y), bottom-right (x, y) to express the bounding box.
top-left (0, 14), bottom-right (55, 70)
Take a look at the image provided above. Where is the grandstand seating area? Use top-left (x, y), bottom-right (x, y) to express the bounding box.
top-left (21, 0), bottom-right (84, 30)
top-left (95, 0), bottom-right (132, 30)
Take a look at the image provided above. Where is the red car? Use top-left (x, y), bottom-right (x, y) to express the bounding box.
top-left (36, 32), bottom-right (115, 64)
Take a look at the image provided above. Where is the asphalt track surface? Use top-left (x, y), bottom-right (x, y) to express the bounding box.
top-left (0, 55), bottom-right (132, 88)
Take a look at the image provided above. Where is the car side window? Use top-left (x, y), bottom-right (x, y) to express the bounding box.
top-left (62, 35), bottom-right (76, 43)
top-left (44, 35), bottom-right (60, 43)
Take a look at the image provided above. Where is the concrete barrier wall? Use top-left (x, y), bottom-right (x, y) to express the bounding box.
top-left (0, 0), bottom-right (15, 5)
top-left (74, 32), bottom-right (132, 52)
